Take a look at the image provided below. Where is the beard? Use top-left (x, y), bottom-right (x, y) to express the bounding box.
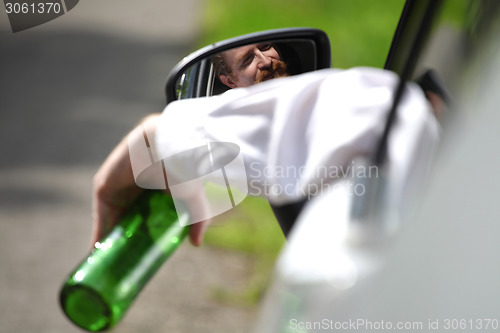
top-left (256, 59), bottom-right (289, 83)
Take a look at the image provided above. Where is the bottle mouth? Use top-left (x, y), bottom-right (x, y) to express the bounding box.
top-left (60, 284), bottom-right (112, 332)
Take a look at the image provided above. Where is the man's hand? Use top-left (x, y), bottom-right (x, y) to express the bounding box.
top-left (91, 114), bottom-right (210, 248)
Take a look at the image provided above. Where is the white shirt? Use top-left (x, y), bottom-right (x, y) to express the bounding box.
top-left (156, 68), bottom-right (440, 208)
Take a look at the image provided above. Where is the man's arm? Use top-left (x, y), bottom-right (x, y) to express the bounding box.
top-left (91, 114), bottom-right (210, 248)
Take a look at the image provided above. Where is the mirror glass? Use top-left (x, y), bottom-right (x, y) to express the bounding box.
top-left (175, 39), bottom-right (318, 100)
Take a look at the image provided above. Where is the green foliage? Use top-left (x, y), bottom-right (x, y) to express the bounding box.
top-left (204, 196), bottom-right (284, 256)
top-left (203, 196), bottom-right (285, 306)
top-left (199, 0), bottom-right (406, 68)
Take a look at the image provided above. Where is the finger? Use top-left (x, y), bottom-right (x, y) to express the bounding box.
top-left (91, 193), bottom-right (103, 248)
top-left (176, 185), bottom-right (212, 247)
top-left (189, 218), bottom-right (212, 247)
top-left (90, 198), bottom-right (111, 248)
top-left (90, 187), bottom-right (123, 248)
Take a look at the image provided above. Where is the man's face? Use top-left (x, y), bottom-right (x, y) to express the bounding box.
top-left (219, 43), bottom-right (289, 88)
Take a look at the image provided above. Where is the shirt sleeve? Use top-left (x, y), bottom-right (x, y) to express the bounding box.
top-left (155, 67), bottom-right (440, 206)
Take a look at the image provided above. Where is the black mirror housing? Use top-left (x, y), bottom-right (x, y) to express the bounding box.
top-left (165, 28), bottom-right (331, 104)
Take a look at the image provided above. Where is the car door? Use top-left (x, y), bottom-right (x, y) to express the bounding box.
top-left (251, 1), bottom-right (500, 332)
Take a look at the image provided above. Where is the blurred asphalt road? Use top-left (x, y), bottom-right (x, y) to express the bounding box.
top-left (0, 1), bottom-right (255, 332)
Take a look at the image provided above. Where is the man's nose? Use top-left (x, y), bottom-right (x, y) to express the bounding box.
top-left (256, 51), bottom-right (272, 69)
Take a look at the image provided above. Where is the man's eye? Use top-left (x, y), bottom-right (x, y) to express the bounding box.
top-left (259, 43), bottom-right (272, 51)
top-left (241, 56), bottom-right (253, 67)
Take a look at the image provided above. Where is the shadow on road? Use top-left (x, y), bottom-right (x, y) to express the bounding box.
top-left (0, 30), bottom-right (186, 168)
top-left (0, 27), bottom-right (257, 333)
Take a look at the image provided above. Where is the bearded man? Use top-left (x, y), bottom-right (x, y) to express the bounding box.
top-left (212, 43), bottom-right (289, 88)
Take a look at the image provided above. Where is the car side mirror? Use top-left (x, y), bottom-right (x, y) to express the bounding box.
top-left (165, 28), bottom-right (331, 104)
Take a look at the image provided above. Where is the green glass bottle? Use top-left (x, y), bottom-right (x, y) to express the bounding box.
top-left (59, 190), bottom-right (189, 331)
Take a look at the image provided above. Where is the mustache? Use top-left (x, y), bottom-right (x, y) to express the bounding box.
top-left (256, 59), bottom-right (289, 83)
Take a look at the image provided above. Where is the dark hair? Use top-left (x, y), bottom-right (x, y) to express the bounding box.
top-left (211, 53), bottom-right (232, 78)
